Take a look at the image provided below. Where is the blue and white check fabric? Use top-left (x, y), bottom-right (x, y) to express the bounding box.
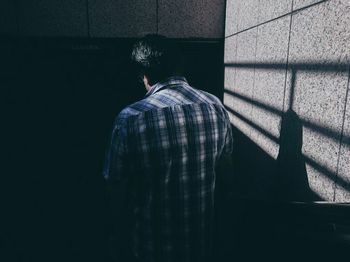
top-left (104, 76), bottom-right (233, 262)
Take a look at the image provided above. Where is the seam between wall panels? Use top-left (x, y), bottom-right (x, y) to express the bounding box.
top-left (225, 0), bottom-right (328, 39)
top-left (223, 0), bottom-right (228, 39)
top-left (250, 0), bottom-right (260, 132)
top-left (334, 65), bottom-right (350, 201)
top-left (282, 0), bottom-right (294, 113)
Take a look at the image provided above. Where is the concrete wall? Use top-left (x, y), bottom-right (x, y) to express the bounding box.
top-left (0, 0), bottom-right (225, 38)
top-left (224, 0), bottom-right (350, 201)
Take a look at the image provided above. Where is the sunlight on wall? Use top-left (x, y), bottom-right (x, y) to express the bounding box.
top-left (306, 162), bottom-right (335, 201)
top-left (224, 0), bottom-right (350, 201)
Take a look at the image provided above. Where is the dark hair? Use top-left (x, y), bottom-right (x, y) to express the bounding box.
top-left (131, 34), bottom-right (182, 85)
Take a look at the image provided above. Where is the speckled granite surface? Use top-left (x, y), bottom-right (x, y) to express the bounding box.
top-left (224, 0), bottom-right (350, 201)
top-left (258, 0), bottom-right (293, 23)
top-left (250, 16), bottom-right (290, 159)
top-left (89, 0), bottom-right (157, 38)
top-left (293, 0), bottom-right (325, 10)
top-left (285, 0), bottom-right (350, 200)
top-left (158, 0), bottom-right (225, 38)
top-left (336, 86), bottom-right (350, 202)
top-left (18, 0), bottom-right (88, 37)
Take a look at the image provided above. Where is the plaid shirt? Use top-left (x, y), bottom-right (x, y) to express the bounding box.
top-left (104, 76), bottom-right (233, 262)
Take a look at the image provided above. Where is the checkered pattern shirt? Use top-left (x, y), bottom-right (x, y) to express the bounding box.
top-left (104, 76), bottom-right (233, 262)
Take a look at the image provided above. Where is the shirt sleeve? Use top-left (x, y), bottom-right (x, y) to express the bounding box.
top-left (103, 117), bottom-right (129, 182)
top-left (222, 111), bottom-right (234, 156)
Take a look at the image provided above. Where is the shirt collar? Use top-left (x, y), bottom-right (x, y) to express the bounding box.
top-left (145, 76), bottom-right (188, 97)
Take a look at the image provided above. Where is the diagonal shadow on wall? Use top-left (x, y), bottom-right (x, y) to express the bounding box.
top-left (224, 61), bottom-right (350, 201)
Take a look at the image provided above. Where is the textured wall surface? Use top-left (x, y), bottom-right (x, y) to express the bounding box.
top-left (0, 0), bottom-right (225, 38)
top-left (158, 0), bottom-right (225, 38)
top-left (337, 94), bottom-right (350, 201)
top-left (17, 0), bottom-right (88, 37)
top-left (224, 0), bottom-right (350, 201)
top-left (89, 0), bottom-right (157, 37)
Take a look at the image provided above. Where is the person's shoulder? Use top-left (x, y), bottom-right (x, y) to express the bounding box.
top-left (187, 86), bottom-right (224, 109)
top-left (115, 97), bottom-right (156, 125)
top-left (115, 103), bottom-right (140, 126)
top-left (190, 88), bottom-right (231, 121)
top-left (197, 89), bottom-right (222, 105)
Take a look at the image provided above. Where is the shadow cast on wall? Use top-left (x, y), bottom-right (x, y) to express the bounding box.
top-left (216, 108), bottom-right (349, 262)
top-left (276, 109), bottom-right (319, 201)
top-left (213, 59), bottom-right (350, 260)
top-left (224, 61), bottom-right (350, 201)
top-left (223, 108), bottom-right (323, 201)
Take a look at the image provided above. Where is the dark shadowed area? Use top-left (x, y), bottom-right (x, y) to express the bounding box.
top-left (1, 37), bottom-right (224, 261)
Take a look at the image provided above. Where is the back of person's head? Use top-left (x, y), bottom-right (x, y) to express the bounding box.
top-left (131, 34), bottom-right (182, 86)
